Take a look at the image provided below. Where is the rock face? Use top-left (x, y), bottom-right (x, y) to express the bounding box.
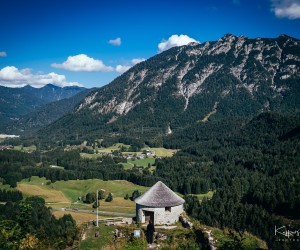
top-left (41, 34), bottom-right (300, 141)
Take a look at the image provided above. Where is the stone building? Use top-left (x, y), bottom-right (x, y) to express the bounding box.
top-left (135, 181), bottom-right (185, 225)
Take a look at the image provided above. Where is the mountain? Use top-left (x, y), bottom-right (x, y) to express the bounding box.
top-left (39, 34), bottom-right (300, 143)
top-left (0, 84), bottom-right (85, 129)
top-left (2, 88), bottom-right (94, 135)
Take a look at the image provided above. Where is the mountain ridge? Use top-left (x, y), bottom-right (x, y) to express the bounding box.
top-left (0, 84), bottom-right (86, 131)
top-left (39, 34), bottom-right (300, 143)
top-left (2, 88), bottom-right (94, 135)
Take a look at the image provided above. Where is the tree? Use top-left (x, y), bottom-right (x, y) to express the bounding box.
top-left (218, 230), bottom-right (245, 250)
top-left (16, 202), bottom-right (32, 230)
top-left (85, 192), bottom-right (96, 204)
top-left (105, 193), bottom-right (113, 202)
top-left (130, 190), bottom-right (142, 201)
top-left (0, 220), bottom-right (22, 250)
top-left (184, 181), bottom-right (191, 195)
top-left (124, 193), bottom-right (129, 200)
top-left (20, 233), bottom-right (39, 250)
top-left (98, 190), bottom-right (105, 200)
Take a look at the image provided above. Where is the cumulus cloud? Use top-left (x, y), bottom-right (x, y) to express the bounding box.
top-left (115, 65), bottom-right (131, 73)
top-left (51, 54), bottom-right (113, 72)
top-left (115, 58), bottom-right (146, 74)
top-left (271, 0), bottom-right (300, 19)
top-left (0, 52), bottom-right (7, 57)
top-left (0, 66), bottom-right (82, 88)
top-left (158, 34), bottom-right (199, 52)
top-left (108, 37), bottom-right (121, 46)
top-left (131, 58), bottom-right (146, 65)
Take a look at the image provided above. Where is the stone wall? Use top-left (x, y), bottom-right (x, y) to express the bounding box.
top-left (136, 204), bottom-right (184, 225)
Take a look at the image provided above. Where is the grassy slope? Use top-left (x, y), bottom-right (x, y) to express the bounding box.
top-left (212, 227), bottom-right (268, 250)
top-left (52, 179), bottom-right (149, 202)
top-left (53, 210), bottom-right (106, 225)
top-left (196, 191), bottom-right (214, 202)
top-left (13, 145), bottom-right (37, 152)
top-left (151, 147), bottom-right (177, 157)
top-left (121, 157), bottom-right (155, 169)
top-left (79, 223), bottom-right (117, 250)
top-left (17, 182), bottom-right (69, 203)
top-left (83, 222), bottom-right (267, 250)
top-left (17, 177), bottom-right (149, 216)
top-left (14, 177), bottom-right (266, 249)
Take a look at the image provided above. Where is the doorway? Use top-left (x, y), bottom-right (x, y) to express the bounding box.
top-left (144, 210), bottom-right (154, 223)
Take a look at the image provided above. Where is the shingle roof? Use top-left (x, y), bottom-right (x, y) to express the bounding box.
top-left (135, 181), bottom-right (185, 207)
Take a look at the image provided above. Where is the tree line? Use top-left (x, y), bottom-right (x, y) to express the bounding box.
top-left (0, 196), bottom-right (78, 249)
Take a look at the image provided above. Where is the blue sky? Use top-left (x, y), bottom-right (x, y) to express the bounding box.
top-left (0, 0), bottom-right (300, 88)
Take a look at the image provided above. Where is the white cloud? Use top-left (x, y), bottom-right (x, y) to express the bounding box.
top-left (272, 0), bottom-right (300, 19)
top-left (0, 66), bottom-right (82, 88)
top-left (108, 37), bottom-right (121, 46)
top-left (131, 58), bottom-right (146, 65)
top-left (158, 34), bottom-right (200, 52)
top-left (0, 52), bottom-right (7, 57)
top-left (115, 58), bottom-right (146, 74)
top-left (115, 65), bottom-right (131, 73)
top-left (51, 54), bottom-right (113, 72)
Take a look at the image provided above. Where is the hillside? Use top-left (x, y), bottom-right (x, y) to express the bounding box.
top-left (2, 88), bottom-right (94, 135)
top-left (0, 84), bottom-right (85, 130)
top-left (39, 34), bottom-right (300, 143)
top-left (1, 112), bottom-right (299, 249)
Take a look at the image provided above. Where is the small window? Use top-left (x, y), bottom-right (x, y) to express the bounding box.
top-left (165, 207), bottom-right (171, 212)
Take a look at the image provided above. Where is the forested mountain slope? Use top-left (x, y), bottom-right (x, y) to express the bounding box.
top-left (0, 84), bottom-right (85, 129)
top-left (2, 88), bottom-right (94, 135)
top-left (40, 34), bottom-right (300, 143)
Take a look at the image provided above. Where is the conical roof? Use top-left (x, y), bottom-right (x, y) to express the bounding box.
top-left (135, 181), bottom-right (185, 207)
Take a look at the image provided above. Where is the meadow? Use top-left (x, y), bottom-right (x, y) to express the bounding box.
top-left (16, 176), bottom-right (149, 222)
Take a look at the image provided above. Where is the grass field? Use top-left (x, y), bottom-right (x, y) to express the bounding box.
top-left (80, 144), bottom-right (177, 159)
top-left (13, 145), bottom-right (37, 152)
top-left (53, 210), bottom-right (104, 225)
top-left (17, 182), bottom-right (70, 203)
top-left (19, 177), bottom-right (149, 202)
top-left (151, 147), bottom-right (177, 157)
top-left (121, 157), bottom-right (155, 169)
top-left (80, 153), bottom-right (101, 159)
top-left (196, 191), bottom-right (214, 202)
top-left (52, 179), bottom-right (149, 203)
top-left (0, 183), bottom-right (14, 190)
top-left (97, 143), bottom-right (129, 153)
top-left (17, 177), bottom-right (148, 223)
top-left (79, 223), bottom-right (117, 250)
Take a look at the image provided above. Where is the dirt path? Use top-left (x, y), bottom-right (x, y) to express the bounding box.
top-left (201, 102), bottom-right (219, 122)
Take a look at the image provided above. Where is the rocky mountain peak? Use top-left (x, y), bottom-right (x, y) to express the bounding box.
top-left (42, 34), bottom-right (300, 141)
